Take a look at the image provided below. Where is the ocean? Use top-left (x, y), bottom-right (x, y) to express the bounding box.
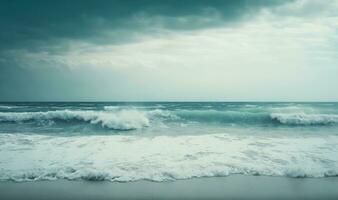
top-left (0, 102), bottom-right (338, 182)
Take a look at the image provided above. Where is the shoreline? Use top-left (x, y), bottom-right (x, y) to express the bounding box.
top-left (1, 175), bottom-right (338, 200)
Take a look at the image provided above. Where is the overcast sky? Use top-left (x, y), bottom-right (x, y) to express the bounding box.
top-left (0, 0), bottom-right (337, 101)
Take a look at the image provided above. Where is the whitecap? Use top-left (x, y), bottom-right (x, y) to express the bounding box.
top-left (0, 109), bottom-right (150, 130)
top-left (270, 113), bottom-right (338, 125)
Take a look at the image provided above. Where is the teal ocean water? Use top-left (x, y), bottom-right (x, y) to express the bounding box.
top-left (0, 102), bottom-right (338, 181)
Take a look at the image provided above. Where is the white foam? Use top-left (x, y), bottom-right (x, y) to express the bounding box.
top-left (269, 106), bottom-right (317, 114)
top-left (103, 106), bottom-right (121, 111)
top-left (146, 109), bottom-right (179, 120)
top-left (0, 133), bottom-right (337, 182)
top-left (0, 109), bottom-right (150, 130)
top-left (271, 113), bottom-right (338, 125)
top-left (0, 105), bottom-right (14, 109)
top-left (243, 104), bottom-right (258, 108)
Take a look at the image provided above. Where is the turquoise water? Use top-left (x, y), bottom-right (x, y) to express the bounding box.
top-left (0, 102), bottom-right (338, 136)
top-left (0, 102), bottom-right (338, 182)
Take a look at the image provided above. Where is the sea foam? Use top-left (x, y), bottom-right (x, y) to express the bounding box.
top-left (0, 133), bottom-right (337, 182)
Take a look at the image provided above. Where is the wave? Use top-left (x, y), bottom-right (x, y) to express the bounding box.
top-left (0, 109), bottom-right (149, 130)
top-left (1, 108), bottom-right (338, 129)
top-left (0, 105), bottom-right (15, 109)
top-left (271, 113), bottom-right (338, 125)
top-left (173, 109), bottom-right (338, 126)
top-left (103, 106), bottom-right (121, 111)
top-left (173, 109), bottom-right (268, 124)
top-left (0, 133), bottom-right (337, 182)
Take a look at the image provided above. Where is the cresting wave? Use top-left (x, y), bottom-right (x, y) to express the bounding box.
top-left (0, 108), bottom-right (338, 129)
top-left (0, 133), bottom-right (337, 182)
top-left (174, 110), bottom-right (338, 125)
top-left (0, 109), bottom-right (150, 130)
top-left (271, 113), bottom-right (338, 125)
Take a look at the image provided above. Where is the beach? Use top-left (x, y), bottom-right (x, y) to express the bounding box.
top-left (2, 0), bottom-right (338, 198)
top-left (1, 175), bottom-right (338, 200)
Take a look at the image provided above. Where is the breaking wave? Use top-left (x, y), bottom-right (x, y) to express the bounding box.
top-left (172, 110), bottom-right (338, 126)
top-left (0, 107), bottom-right (338, 130)
top-left (270, 113), bottom-right (338, 125)
top-left (0, 109), bottom-right (150, 130)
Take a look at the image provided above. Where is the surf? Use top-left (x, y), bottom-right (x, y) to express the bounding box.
top-left (1, 133), bottom-right (337, 182)
top-left (1, 107), bottom-right (338, 131)
top-left (0, 109), bottom-right (150, 130)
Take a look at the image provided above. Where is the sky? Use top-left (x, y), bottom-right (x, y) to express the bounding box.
top-left (0, 0), bottom-right (337, 101)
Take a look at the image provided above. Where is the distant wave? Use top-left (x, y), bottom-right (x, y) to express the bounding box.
top-left (0, 133), bottom-right (337, 182)
top-left (0, 109), bottom-right (150, 130)
top-left (0, 105), bottom-right (14, 109)
top-left (103, 106), bottom-right (121, 111)
top-left (173, 110), bottom-right (269, 124)
top-left (270, 113), bottom-right (338, 125)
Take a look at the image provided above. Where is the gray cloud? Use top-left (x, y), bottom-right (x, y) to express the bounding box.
top-left (0, 0), bottom-right (291, 53)
top-left (1, 0), bottom-right (337, 102)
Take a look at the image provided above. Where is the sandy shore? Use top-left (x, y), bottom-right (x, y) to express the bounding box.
top-left (1, 175), bottom-right (338, 200)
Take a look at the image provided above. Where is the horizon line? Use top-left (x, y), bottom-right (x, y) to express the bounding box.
top-left (1, 100), bottom-right (337, 103)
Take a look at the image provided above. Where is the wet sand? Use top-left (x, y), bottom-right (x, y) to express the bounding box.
top-left (1, 175), bottom-right (338, 200)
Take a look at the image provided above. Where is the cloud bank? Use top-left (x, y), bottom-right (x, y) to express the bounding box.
top-left (0, 0), bottom-right (337, 101)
